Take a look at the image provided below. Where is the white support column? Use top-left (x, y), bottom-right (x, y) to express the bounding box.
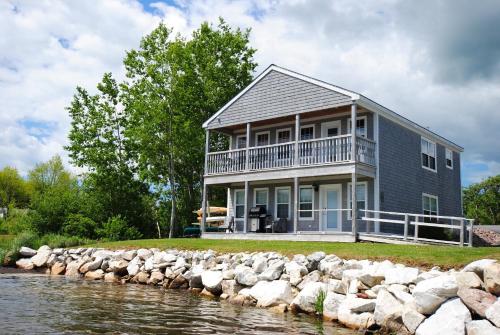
top-left (201, 183), bottom-right (207, 234)
top-left (243, 180), bottom-right (249, 233)
top-left (351, 102), bottom-right (358, 239)
top-left (294, 114), bottom-right (300, 166)
top-left (373, 112), bottom-right (380, 233)
top-left (204, 129), bottom-right (210, 172)
top-left (294, 176), bottom-right (299, 233)
top-left (245, 123), bottom-right (251, 171)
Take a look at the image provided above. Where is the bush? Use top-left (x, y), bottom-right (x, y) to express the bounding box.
top-left (1, 209), bottom-right (37, 235)
top-left (97, 215), bottom-right (142, 241)
top-left (62, 214), bottom-right (98, 239)
top-left (38, 233), bottom-right (91, 249)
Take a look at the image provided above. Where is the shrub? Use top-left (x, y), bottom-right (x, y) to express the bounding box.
top-left (38, 233), bottom-right (90, 249)
top-left (1, 209), bottom-right (37, 235)
top-left (62, 214), bottom-right (98, 239)
top-left (97, 215), bottom-right (142, 241)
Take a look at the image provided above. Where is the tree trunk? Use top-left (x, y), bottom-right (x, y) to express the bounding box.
top-left (168, 174), bottom-right (176, 239)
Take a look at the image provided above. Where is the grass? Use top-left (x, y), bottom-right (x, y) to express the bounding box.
top-left (85, 238), bottom-right (500, 269)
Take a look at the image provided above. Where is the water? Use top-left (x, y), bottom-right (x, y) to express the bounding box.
top-left (0, 273), bottom-right (355, 335)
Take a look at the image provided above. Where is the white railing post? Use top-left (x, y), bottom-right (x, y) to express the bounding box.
top-left (295, 114), bottom-right (300, 166)
top-left (293, 177), bottom-right (298, 233)
top-left (204, 130), bottom-right (210, 173)
top-left (243, 180), bottom-right (249, 234)
top-left (459, 219), bottom-right (465, 247)
top-left (468, 219), bottom-right (474, 247)
top-left (245, 123), bottom-right (250, 171)
top-left (414, 216), bottom-right (419, 242)
top-left (404, 214), bottom-right (409, 241)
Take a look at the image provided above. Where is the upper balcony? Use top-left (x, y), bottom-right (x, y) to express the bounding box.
top-left (206, 135), bottom-right (375, 176)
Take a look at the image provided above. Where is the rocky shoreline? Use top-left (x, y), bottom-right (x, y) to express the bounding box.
top-left (14, 246), bottom-right (500, 335)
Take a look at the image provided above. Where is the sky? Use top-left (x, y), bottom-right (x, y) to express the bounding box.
top-left (1, 0), bottom-right (499, 185)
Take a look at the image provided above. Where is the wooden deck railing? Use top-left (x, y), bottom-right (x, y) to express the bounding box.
top-left (206, 135), bottom-right (375, 175)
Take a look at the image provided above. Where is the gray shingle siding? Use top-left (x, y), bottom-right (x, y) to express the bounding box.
top-left (378, 116), bottom-right (462, 233)
top-left (207, 70), bottom-right (352, 129)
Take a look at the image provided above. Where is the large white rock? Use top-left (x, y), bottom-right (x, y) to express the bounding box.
top-left (136, 248), bottom-right (153, 260)
top-left (31, 248), bottom-right (52, 267)
top-left (322, 292), bottom-right (346, 320)
top-left (416, 298), bottom-right (471, 335)
top-left (413, 275), bottom-right (458, 314)
top-left (285, 261), bottom-right (308, 286)
top-left (79, 257), bottom-right (103, 273)
top-left (126, 256), bottom-right (141, 276)
top-left (249, 280), bottom-right (293, 307)
top-left (466, 320), bottom-right (500, 335)
top-left (484, 263), bottom-right (500, 296)
top-left (486, 298), bottom-right (500, 327)
top-left (221, 279), bottom-right (242, 296)
top-left (19, 247), bottom-right (37, 257)
top-left (122, 250), bottom-right (137, 261)
top-left (339, 296), bottom-right (376, 313)
top-left (385, 267), bottom-right (419, 285)
top-left (402, 302), bottom-right (426, 334)
top-left (65, 258), bottom-right (87, 277)
top-left (452, 271), bottom-right (483, 289)
top-left (235, 268), bottom-right (258, 286)
top-left (252, 257), bottom-right (267, 274)
top-left (291, 282), bottom-right (327, 313)
top-left (16, 258), bottom-right (34, 270)
top-left (144, 257), bottom-right (155, 271)
top-left (374, 289), bottom-right (404, 325)
top-left (108, 259), bottom-right (129, 274)
top-left (337, 298), bottom-right (375, 330)
top-left (201, 270), bottom-right (223, 294)
top-left (326, 278), bottom-right (347, 294)
top-left (462, 259), bottom-right (497, 277)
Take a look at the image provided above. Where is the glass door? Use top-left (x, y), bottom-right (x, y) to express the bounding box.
top-left (320, 184), bottom-right (341, 231)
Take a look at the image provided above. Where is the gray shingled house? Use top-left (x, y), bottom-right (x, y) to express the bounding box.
top-left (200, 65), bottom-right (468, 245)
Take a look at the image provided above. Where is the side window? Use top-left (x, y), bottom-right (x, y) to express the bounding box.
top-left (421, 137), bottom-right (436, 171)
top-left (445, 148), bottom-right (453, 169)
top-left (422, 194), bottom-right (438, 216)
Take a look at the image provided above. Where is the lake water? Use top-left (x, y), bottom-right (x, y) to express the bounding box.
top-left (0, 273), bottom-right (355, 335)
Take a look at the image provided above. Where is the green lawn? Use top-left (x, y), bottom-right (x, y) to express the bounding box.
top-left (86, 238), bottom-right (500, 269)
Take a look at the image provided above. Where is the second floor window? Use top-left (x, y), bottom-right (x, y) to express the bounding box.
top-left (255, 132), bottom-right (270, 146)
top-left (236, 135), bottom-right (246, 149)
top-left (300, 126), bottom-right (314, 140)
top-left (421, 138), bottom-right (436, 171)
top-left (348, 117), bottom-right (367, 138)
top-left (446, 148), bottom-right (453, 169)
top-left (277, 129), bottom-right (291, 143)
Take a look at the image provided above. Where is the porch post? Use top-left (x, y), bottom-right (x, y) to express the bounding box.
top-left (294, 114), bottom-right (300, 165)
top-left (294, 177), bottom-right (299, 233)
top-left (201, 183), bottom-right (207, 234)
top-left (204, 129), bottom-right (210, 172)
top-left (245, 123), bottom-right (251, 171)
top-left (243, 180), bottom-right (249, 233)
top-left (351, 102), bottom-right (358, 239)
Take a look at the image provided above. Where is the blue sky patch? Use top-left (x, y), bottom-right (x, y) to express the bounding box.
top-left (18, 119), bottom-right (57, 143)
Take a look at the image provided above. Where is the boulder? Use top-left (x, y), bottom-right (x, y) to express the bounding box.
top-left (85, 269), bottom-right (105, 280)
top-left (201, 270), bottom-right (223, 295)
top-left (136, 248), bottom-right (153, 260)
top-left (122, 250), bottom-right (137, 261)
top-left (189, 273), bottom-right (203, 289)
top-left (486, 298), bottom-right (500, 327)
top-left (133, 271), bottom-right (149, 284)
top-left (108, 259), bottom-right (129, 275)
top-left (484, 263), bottom-right (500, 296)
top-left (462, 259), bottom-right (497, 278)
top-left (126, 257), bottom-right (141, 276)
top-left (297, 270), bottom-right (321, 290)
top-left (31, 248), bottom-right (51, 267)
top-left (16, 258), bottom-right (34, 270)
top-left (385, 267), bottom-right (419, 285)
top-left (412, 275), bottom-right (458, 314)
top-left (104, 272), bottom-right (120, 282)
top-left (337, 299), bottom-right (375, 330)
top-left (327, 278), bottom-right (347, 294)
top-left (80, 257), bottom-right (103, 273)
top-left (457, 288), bottom-right (497, 318)
top-left (402, 302), bottom-right (426, 334)
top-left (19, 247), bottom-right (37, 257)
top-left (168, 274), bottom-right (188, 289)
top-left (235, 268), bottom-right (258, 286)
top-left (222, 279), bottom-right (243, 296)
top-left (65, 258), bottom-right (87, 277)
top-left (416, 298), bottom-right (471, 335)
top-left (291, 282), bottom-right (328, 313)
top-left (322, 292), bottom-right (346, 320)
top-left (144, 257), bottom-right (155, 271)
top-left (343, 296), bottom-right (376, 313)
top-left (285, 261), bottom-right (308, 286)
top-left (374, 289), bottom-right (406, 332)
top-left (249, 280), bottom-right (293, 307)
top-left (358, 271), bottom-right (385, 288)
top-left (51, 262), bottom-right (66, 275)
top-left (258, 261), bottom-right (283, 281)
top-left (148, 271), bottom-right (165, 285)
top-left (466, 320), bottom-right (500, 335)
top-left (452, 272), bottom-right (483, 289)
top-left (252, 257), bottom-right (267, 274)
top-left (306, 251), bottom-right (326, 271)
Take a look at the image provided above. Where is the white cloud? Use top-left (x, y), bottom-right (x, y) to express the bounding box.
top-left (0, 0), bottom-right (499, 185)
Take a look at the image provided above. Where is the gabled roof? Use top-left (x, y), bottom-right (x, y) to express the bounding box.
top-left (203, 64), bottom-right (463, 152)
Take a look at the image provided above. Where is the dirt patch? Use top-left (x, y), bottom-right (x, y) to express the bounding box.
top-left (473, 227), bottom-right (500, 247)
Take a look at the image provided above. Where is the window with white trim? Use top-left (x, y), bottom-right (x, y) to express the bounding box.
top-left (254, 188), bottom-right (268, 211)
top-left (275, 187), bottom-right (290, 219)
top-left (276, 128), bottom-right (291, 143)
top-left (348, 116), bottom-right (367, 138)
top-left (255, 131), bottom-right (270, 147)
top-left (421, 137), bottom-right (436, 171)
top-left (422, 194), bottom-right (438, 216)
top-left (234, 189), bottom-right (245, 218)
top-left (445, 148), bottom-right (453, 169)
top-left (236, 135), bottom-right (246, 149)
top-left (300, 125), bottom-right (315, 140)
top-left (347, 182), bottom-right (367, 219)
top-left (299, 186), bottom-right (313, 219)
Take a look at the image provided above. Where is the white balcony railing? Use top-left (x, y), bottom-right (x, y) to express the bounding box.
top-left (206, 135), bottom-right (375, 175)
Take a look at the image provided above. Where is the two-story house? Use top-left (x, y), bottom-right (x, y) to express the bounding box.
top-left (200, 65), bottom-right (465, 244)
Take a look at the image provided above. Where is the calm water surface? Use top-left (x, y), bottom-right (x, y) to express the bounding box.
top-left (0, 273), bottom-right (355, 335)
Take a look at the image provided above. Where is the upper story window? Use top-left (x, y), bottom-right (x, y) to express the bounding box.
top-left (276, 128), bottom-right (291, 143)
top-left (422, 193), bottom-right (438, 216)
top-left (300, 125), bottom-right (315, 140)
top-left (445, 148), bottom-right (453, 169)
top-left (421, 137), bottom-right (436, 171)
top-left (348, 116), bottom-right (367, 138)
top-left (236, 135), bottom-right (246, 149)
top-left (255, 131), bottom-right (270, 147)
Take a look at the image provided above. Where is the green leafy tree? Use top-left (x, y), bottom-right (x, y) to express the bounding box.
top-left (0, 166), bottom-right (30, 208)
top-left (463, 175), bottom-right (500, 225)
top-left (28, 156), bottom-right (72, 194)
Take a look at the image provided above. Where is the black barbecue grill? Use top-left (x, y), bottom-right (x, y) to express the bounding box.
top-left (248, 206), bottom-right (268, 232)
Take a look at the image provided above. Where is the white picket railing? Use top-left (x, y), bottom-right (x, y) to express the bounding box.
top-left (298, 135), bottom-right (352, 165)
top-left (206, 148), bottom-right (246, 175)
top-left (357, 137), bottom-right (376, 165)
top-left (248, 142), bottom-right (295, 170)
